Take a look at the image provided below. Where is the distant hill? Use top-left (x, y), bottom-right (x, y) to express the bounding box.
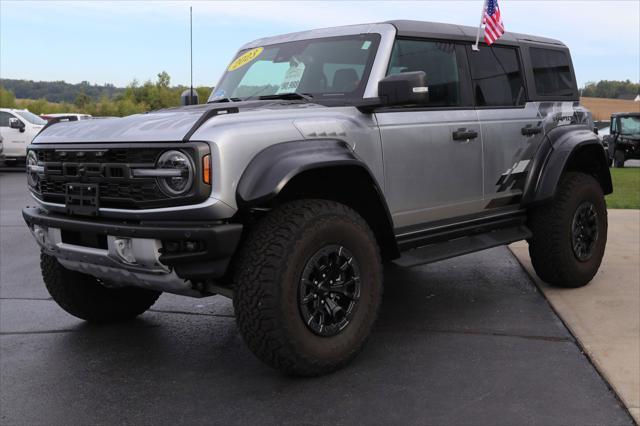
top-left (0, 78), bottom-right (125, 103)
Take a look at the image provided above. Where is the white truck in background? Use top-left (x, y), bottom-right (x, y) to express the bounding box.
top-left (0, 108), bottom-right (47, 165)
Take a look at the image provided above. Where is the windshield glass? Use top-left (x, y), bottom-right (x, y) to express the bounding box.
top-left (620, 116), bottom-right (640, 135)
top-left (14, 110), bottom-right (46, 125)
top-left (210, 34), bottom-right (380, 103)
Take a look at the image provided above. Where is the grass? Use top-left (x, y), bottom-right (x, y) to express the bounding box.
top-left (606, 167), bottom-right (640, 209)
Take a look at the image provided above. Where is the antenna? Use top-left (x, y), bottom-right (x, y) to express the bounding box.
top-left (190, 6), bottom-right (194, 104)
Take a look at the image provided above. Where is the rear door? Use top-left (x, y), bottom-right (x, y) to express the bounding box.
top-left (376, 39), bottom-right (483, 231)
top-left (467, 44), bottom-right (543, 210)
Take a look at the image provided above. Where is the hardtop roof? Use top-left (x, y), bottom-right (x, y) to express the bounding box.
top-left (240, 20), bottom-right (567, 51)
top-left (386, 20), bottom-right (566, 47)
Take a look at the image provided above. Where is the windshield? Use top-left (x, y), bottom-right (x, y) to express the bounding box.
top-left (620, 116), bottom-right (640, 135)
top-left (14, 110), bottom-right (46, 125)
top-left (210, 34), bottom-right (381, 103)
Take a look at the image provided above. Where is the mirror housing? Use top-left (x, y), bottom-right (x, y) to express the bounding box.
top-left (378, 71), bottom-right (429, 107)
top-left (181, 89), bottom-right (199, 106)
top-left (9, 118), bottom-right (25, 132)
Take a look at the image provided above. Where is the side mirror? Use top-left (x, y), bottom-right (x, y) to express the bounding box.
top-left (9, 118), bottom-right (25, 132)
top-left (378, 71), bottom-right (429, 107)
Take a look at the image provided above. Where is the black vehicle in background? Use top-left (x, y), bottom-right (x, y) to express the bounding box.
top-left (605, 112), bottom-right (640, 167)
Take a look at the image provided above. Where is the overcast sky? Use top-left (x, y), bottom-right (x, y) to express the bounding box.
top-left (1, 0), bottom-right (638, 88)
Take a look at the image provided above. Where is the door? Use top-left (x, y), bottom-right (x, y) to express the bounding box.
top-left (466, 45), bottom-right (543, 210)
top-left (0, 111), bottom-right (29, 159)
top-left (376, 39), bottom-right (483, 230)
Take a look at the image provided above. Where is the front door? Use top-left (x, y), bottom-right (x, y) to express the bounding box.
top-left (375, 39), bottom-right (483, 231)
top-left (0, 111), bottom-right (28, 159)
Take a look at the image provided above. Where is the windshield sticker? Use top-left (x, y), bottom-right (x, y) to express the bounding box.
top-left (361, 41), bottom-right (372, 50)
top-left (212, 88), bottom-right (226, 98)
top-left (276, 58), bottom-right (306, 94)
top-left (227, 47), bottom-right (264, 72)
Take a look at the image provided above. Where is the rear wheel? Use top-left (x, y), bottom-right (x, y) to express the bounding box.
top-left (41, 253), bottom-right (161, 322)
top-left (528, 172), bottom-right (607, 288)
top-left (233, 199), bottom-right (383, 376)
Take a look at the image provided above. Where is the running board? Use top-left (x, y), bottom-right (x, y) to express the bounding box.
top-left (392, 225), bottom-right (532, 268)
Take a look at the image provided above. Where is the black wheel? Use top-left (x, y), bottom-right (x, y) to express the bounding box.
top-left (528, 172), bottom-right (607, 288)
top-left (41, 253), bottom-right (161, 322)
top-left (233, 199), bottom-right (383, 376)
top-left (614, 150), bottom-right (625, 168)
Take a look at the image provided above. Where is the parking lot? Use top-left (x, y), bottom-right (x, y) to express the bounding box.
top-left (0, 169), bottom-right (635, 425)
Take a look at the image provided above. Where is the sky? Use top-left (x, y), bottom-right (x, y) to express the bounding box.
top-left (1, 0), bottom-right (639, 89)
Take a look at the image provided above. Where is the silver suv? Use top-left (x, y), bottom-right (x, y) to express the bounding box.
top-left (23, 20), bottom-right (612, 376)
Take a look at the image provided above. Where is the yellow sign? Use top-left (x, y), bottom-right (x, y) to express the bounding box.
top-left (227, 47), bottom-right (263, 71)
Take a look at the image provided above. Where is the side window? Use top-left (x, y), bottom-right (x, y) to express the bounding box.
top-left (0, 112), bottom-right (13, 127)
top-left (530, 48), bottom-right (574, 96)
top-left (467, 46), bottom-right (525, 107)
top-left (387, 39), bottom-right (460, 107)
top-left (611, 118), bottom-right (618, 133)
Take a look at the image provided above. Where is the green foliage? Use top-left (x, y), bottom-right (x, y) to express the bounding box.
top-left (0, 86), bottom-right (17, 108)
top-left (582, 80), bottom-right (640, 99)
top-left (607, 168), bottom-right (640, 209)
top-left (0, 78), bottom-right (123, 103)
top-left (1, 72), bottom-right (213, 117)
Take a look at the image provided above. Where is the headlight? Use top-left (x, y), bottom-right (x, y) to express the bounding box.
top-left (26, 151), bottom-right (39, 187)
top-left (156, 150), bottom-right (194, 196)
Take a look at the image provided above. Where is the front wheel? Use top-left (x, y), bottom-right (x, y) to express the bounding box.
top-left (528, 172), bottom-right (607, 288)
top-left (233, 200), bottom-right (383, 376)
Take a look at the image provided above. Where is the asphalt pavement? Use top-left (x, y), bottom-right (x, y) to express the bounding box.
top-left (0, 169), bottom-right (635, 425)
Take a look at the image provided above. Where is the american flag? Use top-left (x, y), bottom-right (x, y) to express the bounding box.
top-left (483, 0), bottom-right (505, 45)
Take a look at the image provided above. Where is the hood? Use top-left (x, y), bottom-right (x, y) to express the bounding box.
top-left (32, 100), bottom-right (321, 144)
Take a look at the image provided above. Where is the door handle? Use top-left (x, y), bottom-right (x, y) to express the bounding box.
top-left (452, 128), bottom-right (478, 141)
top-left (521, 126), bottom-right (543, 136)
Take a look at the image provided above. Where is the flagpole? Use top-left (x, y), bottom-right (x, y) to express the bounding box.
top-left (472, 0), bottom-right (487, 51)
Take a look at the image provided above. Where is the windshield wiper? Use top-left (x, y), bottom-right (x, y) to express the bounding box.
top-left (207, 97), bottom-right (242, 104)
top-left (258, 93), bottom-right (314, 102)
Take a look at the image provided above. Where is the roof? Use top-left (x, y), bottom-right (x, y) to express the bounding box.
top-left (240, 20), bottom-right (567, 51)
top-left (386, 20), bottom-right (566, 47)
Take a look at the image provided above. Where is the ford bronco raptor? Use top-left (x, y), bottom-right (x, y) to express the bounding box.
top-left (605, 112), bottom-right (640, 167)
top-left (23, 21), bottom-right (611, 376)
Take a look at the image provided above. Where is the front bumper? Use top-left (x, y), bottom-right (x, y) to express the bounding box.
top-left (23, 206), bottom-right (243, 296)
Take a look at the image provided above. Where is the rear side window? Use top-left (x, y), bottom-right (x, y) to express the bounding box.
top-left (387, 39), bottom-right (461, 107)
top-left (530, 48), bottom-right (574, 96)
top-left (467, 46), bottom-right (525, 107)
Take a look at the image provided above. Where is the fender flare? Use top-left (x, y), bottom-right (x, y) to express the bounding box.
top-left (237, 139), bottom-right (377, 206)
top-left (522, 125), bottom-right (613, 205)
top-left (236, 139), bottom-right (399, 258)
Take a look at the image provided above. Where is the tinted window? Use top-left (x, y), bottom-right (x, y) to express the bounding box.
top-left (387, 39), bottom-right (460, 107)
top-left (530, 48), bottom-right (574, 96)
top-left (0, 111), bottom-right (13, 127)
top-left (468, 46), bottom-right (525, 107)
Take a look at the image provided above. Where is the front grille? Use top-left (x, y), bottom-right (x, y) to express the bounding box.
top-left (30, 144), bottom-right (210, 210)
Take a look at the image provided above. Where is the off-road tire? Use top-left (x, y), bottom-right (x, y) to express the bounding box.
top-left (614, 150), bottom-right (625, 168)
top-left (233, 199), bottom-right (383, 376)
top-left (41, 253), bottom-right (161, 322)
top-left (528, 172), bottom-right (607, 288)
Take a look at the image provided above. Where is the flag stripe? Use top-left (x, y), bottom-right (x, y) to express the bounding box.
top-left (483, 0), bottom-right (504, 45)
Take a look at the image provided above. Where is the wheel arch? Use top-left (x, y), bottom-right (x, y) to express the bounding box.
top-left (236, 140), bottom-right (399, 260)
top-left (522, 125), bottom-right (612, 205)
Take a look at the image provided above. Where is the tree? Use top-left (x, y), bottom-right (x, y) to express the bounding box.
top-left (0, 86), bottom-right (17, 108)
